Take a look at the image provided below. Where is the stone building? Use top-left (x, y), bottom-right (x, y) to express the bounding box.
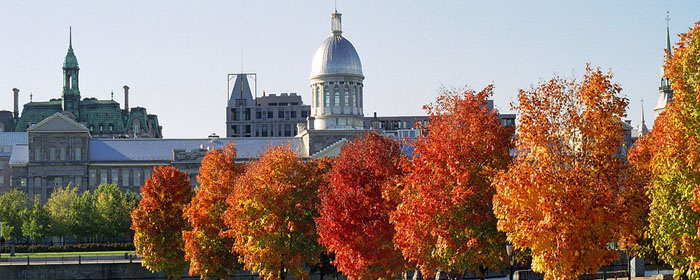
top-left (2, 10), bottom-right (519, 199)
top-left (226, 74), bottom-right (310, 138)
top-left (0, 29), bottom-right (162, 138)
top-left (8, 112), bottom-right (301, 201)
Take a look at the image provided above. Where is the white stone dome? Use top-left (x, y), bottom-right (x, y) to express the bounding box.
top-left (310, 35), bottom-right (363, 78)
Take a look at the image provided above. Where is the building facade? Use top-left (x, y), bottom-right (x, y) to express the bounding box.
top-left (8, 112), bottom-right (301, 201)
top-left (2, 10), bottom-right (520, 200)
top-left (226, 74), bottom-right (310, 138)
top-left (0, 29), bottom-right (162, 138)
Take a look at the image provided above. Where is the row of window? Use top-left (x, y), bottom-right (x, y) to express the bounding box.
top-left (230, 123), bottom-right (298, 137)
top-left (312, 85), bottom-right (363, 108)
top-left (267, 102), bottom-right (300, 106)
top-left (15, 168), bottom-right (155, 188)
top-left (231, 108), bottom-right (309, 122)
top-left (34, 147), bottom-right (82, 162)
top-left (88, 168), bottom-right (153, 187)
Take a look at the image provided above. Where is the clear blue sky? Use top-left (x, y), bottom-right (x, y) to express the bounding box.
top-left (1, 1), bottom-right (698, 138)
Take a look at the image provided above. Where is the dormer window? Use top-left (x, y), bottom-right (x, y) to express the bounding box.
top-left (133, 120), bottom-right (140, 134)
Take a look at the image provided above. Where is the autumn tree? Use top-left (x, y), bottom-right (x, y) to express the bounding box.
top-left (619, 129), bottom-right (655, 259)
top-left (317, 132), bottom-right (408, 280)
top-left (391, 86), bottom-right (513, 279)
top-left (183, 143), bottom-right (244, 279)
top-left (644, 21), bottom-right (700, 278)
top-left (224, 146), bottom-right (325, 280)
top-left (132, 166), bottom-right (193, 279)
top-left (492, 66), bottom-right (630, 280)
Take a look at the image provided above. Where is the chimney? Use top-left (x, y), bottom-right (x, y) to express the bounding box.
top-left (123, 85), bottom-right (130, 114)
top-left (12, 88), bottom-right (19, 118)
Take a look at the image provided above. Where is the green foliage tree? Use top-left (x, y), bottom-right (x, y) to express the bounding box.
top-left (94, 184), bottom-right (131, 239)
top-left (69, 190), bottom-right (98, 240)
top-left (121, 190), bottom-right (140, 240)
top-left (22, 195), bottom-right (51, 241)
top-left (0, 189), bottom-right (29, 241)
top-left (45, 184), bottom-right (79, 240)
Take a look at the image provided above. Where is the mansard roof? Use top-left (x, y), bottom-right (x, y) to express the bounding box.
top-left (89, 137), bottom-right (303, 162)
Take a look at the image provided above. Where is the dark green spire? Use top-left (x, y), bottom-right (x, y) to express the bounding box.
top-left (64, 27), bottom-right (79, 69)
top-left (63, 26), bottom-right (80, 117)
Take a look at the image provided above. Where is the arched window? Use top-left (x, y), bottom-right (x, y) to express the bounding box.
top-left (344, 86), bottom-right (349, 107)
top-left (334, 86), bottom-right (340, 107)
top-left (324, 86), bottom-right (330, 107)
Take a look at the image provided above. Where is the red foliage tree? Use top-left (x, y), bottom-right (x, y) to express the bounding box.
top-left (391, 86), bottom-right (513, 279)
top-left (317, 132), bottom-right (408, 280)
top-left (131, 166), bottom-right (193, 279)
top-left (183, 143), bottom-right (244, 279)
top-left (223, 146), bottom-right (326, 280)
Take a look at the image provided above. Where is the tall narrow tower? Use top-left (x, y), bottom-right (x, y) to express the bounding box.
top-left (62, 27), bottom-right (81, 118)
top-left (309, 10), bottom-right (364, 130)
top-left (654, 12), bottom-right (673, 117)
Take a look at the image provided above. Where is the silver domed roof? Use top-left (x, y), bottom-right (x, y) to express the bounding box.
top-left (310, 35), bottom-right (363, 78)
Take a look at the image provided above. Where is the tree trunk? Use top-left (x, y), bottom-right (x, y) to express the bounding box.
top-left (413, 268), bottom-right (422, 280)
top-left (280, 264), bottom-right (286, 280)
top-left (435, 270), bottom-right (441, 280)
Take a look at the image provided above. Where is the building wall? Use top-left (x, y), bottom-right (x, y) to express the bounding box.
top-left (226, 93), bottom-right (310, 138)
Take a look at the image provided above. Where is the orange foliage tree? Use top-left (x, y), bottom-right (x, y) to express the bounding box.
top-left (391, 86), bottom-right (513, 279)
top-left (223, 146), bottom-right (327, 280)
top-left (492, 66), bottom-right (630, 280)
top-left (643, 21), bottom-right (700, 278)
top-left (183, 143), bottom-right (243, 279)
top-left (131, 166), bottom-right (193, 279)
top-left (317, 132), bottom-right (408, 280)
top-left (619, 129), bottom-right (654, 257)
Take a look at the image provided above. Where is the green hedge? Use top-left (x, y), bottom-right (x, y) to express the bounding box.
top-left (0, 243), bottom-right (134, 253)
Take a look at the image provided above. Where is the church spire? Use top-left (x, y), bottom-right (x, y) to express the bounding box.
top-left (638, 99), bottom-right (649, 136)
top-left (69, 26), bottom-right (73, 50)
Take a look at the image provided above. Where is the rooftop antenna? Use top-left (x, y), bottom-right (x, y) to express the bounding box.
top-left (30, 92), bottom-right (33, 102)
top-left (335, 0), bottom-right (337, 12)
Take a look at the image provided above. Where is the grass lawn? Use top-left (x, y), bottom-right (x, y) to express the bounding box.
top-left (1, 251), bottom-right (135, 258)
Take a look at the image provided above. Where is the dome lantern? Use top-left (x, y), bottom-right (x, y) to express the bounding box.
top-left (331, 11), bottom-right (342, 36)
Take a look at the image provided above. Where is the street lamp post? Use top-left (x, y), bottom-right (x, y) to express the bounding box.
top-left (506, 244), bottom-right (514, 280)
